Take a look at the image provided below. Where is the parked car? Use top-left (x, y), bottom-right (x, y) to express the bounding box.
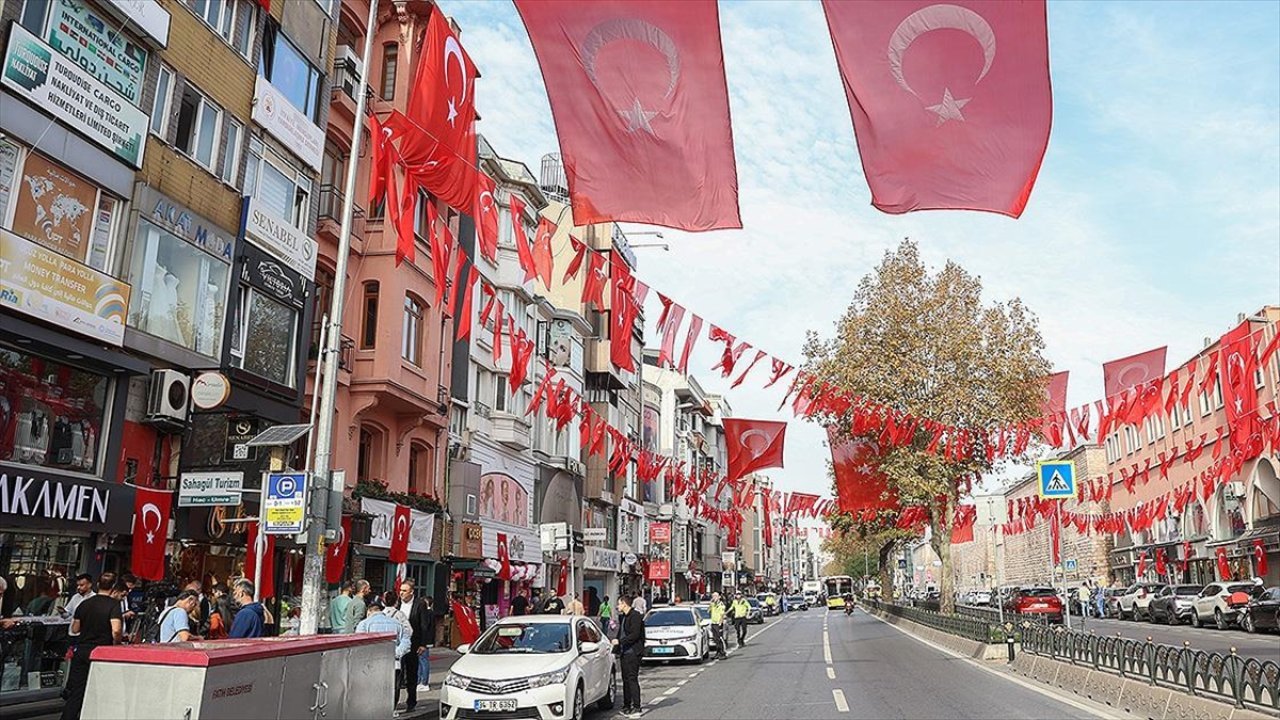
top-left (1147, 584), bottom-right (1203, 625)
top-left (787, 594), bottom-right (808, 611)
top-left (1117, 583), bottom-right (1166, 621)
top-left (442, 615), bottom-right (616, 720)
top-left (1241, 586), bottom-right (1280, 633)
top-left (970, 590), bottom-right (993, 607)
top-left (1190, 582), bottom-right (1259, 629)
top-left (643, 607), bottom-right (709, 663)
top-left (1103, 588), bottom-right (1126, 618)
top-left (1005, 587), bottom-right (1064, 623)
top-left (744, 598), bottom-right (765, 624)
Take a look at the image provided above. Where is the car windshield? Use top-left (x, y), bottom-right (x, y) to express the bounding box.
top-left (471, 623), bottom-right (572, 654)
top-left (1226, 584), bottom-right (1257, 594)
top-left (646, 609), bottom-right (695, 627)
top-left (694, 607), bottom-right (710, 621)
top-left (1173, 586), bottom-right (1202, 596)
top-left (1022, 588), bottom-right (1057, 597)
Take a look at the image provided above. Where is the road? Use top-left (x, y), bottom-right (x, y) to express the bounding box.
top-left (1062, 614), bottom-right (1280, 661)
top-left (612, 608), bottom-right (1099, 720)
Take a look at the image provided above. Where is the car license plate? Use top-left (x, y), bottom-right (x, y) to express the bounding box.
top-left (652, 646), bottom-right (675, 654)
top-left (1030, 603), bottom-right (1047, 609)
top-left (474, 699), bottom-right (518, 712)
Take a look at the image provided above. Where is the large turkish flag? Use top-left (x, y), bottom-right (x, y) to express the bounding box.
top-left (828, 427), bottom-right (897, 517)
top-left (1221, 321), bottom-right (1259, 453)
top-left (325, 515), bottom-right (353, 585)
top-left (1102, 346), bottom-right (1167, 398)
top-left (245, 521), bottom-right (276, 599)
top-left (724, 419), bottom-right (786, 482)
top-left (514, 0), bottom-right (740, 231)
top-left (823, 1), bottom-right (1052, 217)
top-left (130, 487), bottom-right (171, 581)
top-left (1041, 371), bottom-right (1068, 417)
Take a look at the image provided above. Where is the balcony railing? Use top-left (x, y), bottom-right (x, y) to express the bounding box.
top-left (308, 322), bottom-right (354, 371)
top-left (318, 184), bottom-right (365, 243)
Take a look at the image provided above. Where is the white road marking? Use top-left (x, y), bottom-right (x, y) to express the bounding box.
top-left (663, 686), bottom-right (679, 696)
top-left (678, 680), bottom-right (688, 686)
top-left (823, 629), bottom-right (833, 665)
top-left (649, 696), bottom-right (665, 706)
top-left (833, 689), bottom-right (849, 712)
top-left (687, 671), bottom-right (699, 677)
top-left (827, 666), bottom-right (836, 680)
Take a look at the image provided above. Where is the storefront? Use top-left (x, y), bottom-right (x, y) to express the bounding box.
top-left (583, 546), bottom-right (620, 605)
top-left (358, 498), bottom-right (440, 597)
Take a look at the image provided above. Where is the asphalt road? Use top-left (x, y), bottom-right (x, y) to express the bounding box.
top-left (603, 608), bottom-right (1100, 720)
top-left (1062, 614), bottom-right (1280, 660)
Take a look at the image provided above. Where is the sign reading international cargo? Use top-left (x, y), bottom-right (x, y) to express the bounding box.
top-left (46, 0), bottom-right (149, 104)
top-left (263, 472), bottom-right (307, 534)
top-left (178, 471), bottom-right (243, 507)
top-left (2, 24), bottom-right (147, 168)
top-left (0, 228), bottom-right (131, 346)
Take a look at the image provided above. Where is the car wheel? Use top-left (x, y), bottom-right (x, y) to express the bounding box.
top-left (1214, 609), bottom-right (1227, 630)
top-left (596, 671), bottom-right (616, 710)
top-left (1167, 609), bottom-right (1178, 626)
top-left (1243, 613), bottom-right (1257, 634)
top-left (1145, 608), bottom-right (1155, 623)
top-left (1191, 611), bottom-right (1202, 628)
top-left (572, 684), bottom-right (584, 720)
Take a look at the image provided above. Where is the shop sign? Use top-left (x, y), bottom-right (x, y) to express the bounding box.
top-left (460, 522), bottom-right (483, 558)
top-left (584, 546), bottom-right (621, 573)
top-left (0, 464), bottom-right (135, 533)
top-left (191, 371), bottom-right (231, 410)
top-left (263, 472), bottom-right (306, 534)
top-left (620, 498), bottom-right (644, 517)
top-left (251, 76), bottom-right (323, 172)
top-left (623, 553), bottom-right (638, 566)
top-left (2, 24), bottom-right (147, 168)
top-left (721, 550), bottom-right (736, 572)
top-left (46, 0), bottom-right (149, 104)
top-left (243, 198), bottom-right (318, 282)
top-left (583, 527), bottom-right (607, 543)
top-left (224, 417), bottom-right (259, 462)
top-left (472, 565), bottom-right (496, 579)
top-left (178, 471), bottom-right (243, 507)
top-left (242, 250), bottom-right (306, 308)
top-left (362, 497), bottom-right (435, 556)
top-left (143, 186), bottom-right (234, 262)
top-left (0, 228), bottom-right (131, 346)
top-left (648, 521), bottom-right (671, 581)
top-left (101, 0), bottom-right (170, 48)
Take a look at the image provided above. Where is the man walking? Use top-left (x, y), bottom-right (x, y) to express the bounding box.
top-left (355, 596), bottom-right (409, 712)
top-left (396, 580), bottom-right (432, 710)
top-left (228, 580), bottom-right (265, 638)
top-left (344, 580), bottom-right (371, 633)
top-left (61, 573), bottom-right (122, 720)
top-left (709, 592), bottom-right (728, 659)
top-left (731, 592), bottom-right (750, 647)
top-left (330, 581), bottom-right (354, 633)
top-left (612, 595), bottom-right (645, 718)
top-left (599, 595), bottom-right (613, 632)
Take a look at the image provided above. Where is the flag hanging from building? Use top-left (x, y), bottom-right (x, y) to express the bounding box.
top-left (130, 486), bottom-right (171, 581)
top-left (514, 0), bottom-right (741, 230)
top-left (724, 419), bottom-right (786, 482)
top-left (822, 0), bottom-right (1052, 217)
top-left (1221, 321), bottom-right (1259, 453)
top-left (389, 504), bottom-right (412, 563)
top-left (474, 173), bottom-right (500, 263)
top-left (245, 521), bottom-right (276, 600)
top-left (1102, 346), bottom-right (1168, 398)
top-left (326, 516), bottom-right (353, 584)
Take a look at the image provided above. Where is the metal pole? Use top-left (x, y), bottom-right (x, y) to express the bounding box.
top-left (300, 0), bottom-right (380, 636)
top-left (303, 314), bottom-right (328, 472)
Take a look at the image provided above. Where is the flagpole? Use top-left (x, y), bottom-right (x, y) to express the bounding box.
top-left (299, 0), bottom-right (380, 636)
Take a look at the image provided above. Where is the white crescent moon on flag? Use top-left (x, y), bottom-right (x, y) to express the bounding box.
top-left (739, 429), bottom-right (772, 455)
top-left (444, 36), bottom-right (468, 103)
top-left (1115, 362), bottom-right (1155, 390)
top-left (395, 514), bottom-right (408, 539)
top-left (479, 190), bottom-right (494, 214)
top-left (887, 3), bottom-right (996, 98)
top-left (141, 503), bottom-right (161, 537)
top-left (581, 18), bottom-right (680, 98)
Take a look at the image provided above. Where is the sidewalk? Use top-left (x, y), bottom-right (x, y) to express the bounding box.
top-left (396, 647), bottom-right (461, 719)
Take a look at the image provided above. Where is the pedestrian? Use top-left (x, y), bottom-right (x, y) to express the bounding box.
top-left (529, 588), bottom-right (543, 614)
top-left (381, 591), bottom-right (413, 634)
top-left (1077, 581), bottom-right (1092, 618)
top-left (415, 597), bottom-right (437, 691)
top-left (395, 580), bottom-right (432, 710)
top-left (599, 595), bottom-right (613, 631)
top-left (511, 587), bottom-right (529, 616)
top-left (632, 594), bottom-right (647, 615)
top-left (708, 592), bottom-right (728, 659)
top-left (157, 591), bottom-right (201, 643)
top-left (585, 586), bottom-right (600, 616)
top-left (63, 573), bottom-right (94, 635)
top-left (731, 592), bottom-right (750, 647)
top-left (612, 595), bottom-right (645, 718)
top-left (355, 596), bottom-right (410, 712)
top-left (542, 592), bottom-right (566, 615)
top-left (330, 581), bottom-right (354, 633)
top-left (207, 584), bottom-right (232, 640)
top-left (344, 580), bottom-right (371, 633)
top-left (228, 579), bottom-right (265, 639)
top-left (61, 573), bottom-right (122, 720)
top-left (568, 594), bottom-right (585, 616)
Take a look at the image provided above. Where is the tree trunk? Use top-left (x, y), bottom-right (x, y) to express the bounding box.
top-left (878, 540), bottom-right (896, 599)
top-left (931, 493), bottom-right (957, 614)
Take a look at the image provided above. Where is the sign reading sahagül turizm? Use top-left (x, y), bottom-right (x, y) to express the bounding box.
top-left (178, 471), bottom-right (244, 507)
top-left (2, 24), bottom-right (146, 168)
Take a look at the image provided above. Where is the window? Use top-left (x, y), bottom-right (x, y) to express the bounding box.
top-left (357, 426), bottom-right (382, 483)
top-left (230, 287), bottom-right (299, 386)
top-left (151, 65), bottom-right (175, 136)
top-left (221, 120), bottom-right (243, 186)
top-left (127, 220), bottom-right (231, 356)
top-left (495, 376), bottom-right (508, 412)
top-left (408, 443), bottom-right (427, 495)
top-left (380, 43), bottom-right (398, 100)
top-left (360, 282), bottom-right (379, 349)
top-left (188, 0), bottom-right (254, 58)
top-left (260, 21), bottom-right (324, 122)
top-left (0, 344), bottom-right (109, 475)
top-left (466, 493), bottom-right (478, 516)
top-left (402, 294), bottom-right (424, 366)
top-left (18, 0), bottom-right (50, 32)
top-left (243, 137), bottom-right (312, 229)
top-left (175, 83), bottom-right (222, 170)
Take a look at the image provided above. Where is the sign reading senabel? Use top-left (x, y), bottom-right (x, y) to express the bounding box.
top-left (243, 197), bottom-right (318, 281)
top-left (2, 24), bottom-right (147, 168)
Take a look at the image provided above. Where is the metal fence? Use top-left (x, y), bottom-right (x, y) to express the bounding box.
top-left (1019, 623), bottom-right (1280, 713)
top-left (866, 600), bottom-right (996, 643)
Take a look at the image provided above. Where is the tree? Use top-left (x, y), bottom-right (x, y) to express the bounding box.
top-left (805, 239), bottom-right (1049, 612)
top-left (823, 510), bottom-right (911, 597)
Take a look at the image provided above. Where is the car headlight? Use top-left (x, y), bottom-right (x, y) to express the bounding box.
top-left (675, 633), bottom-right (699, 642)
top-left (444, 672), bottom-right (473, 690)
top-left (526, 668), bottom-right (570, 689)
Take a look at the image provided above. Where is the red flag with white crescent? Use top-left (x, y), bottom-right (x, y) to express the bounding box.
top-left (389, 504), bottom-right (411, 563)
top-left (822, 0), bottom-right (1051, 217)
top-left (1102, 346), bottom-right (1168, 399)
top-left (1216, 547), bottom-right (1231, 581)
top-left (497, 532), bottom-right (512, 581)
top-left (131, 486), bottom-right (171, 581)
top-left (1041, 371), bottom-right (1068, 417)
top-left (1222, 322), bottom-right (1259, 454)
top-left (724, 419), bottom-right (786, 482)
top-left (514, 0), bottom-right (741, 231)
top-left (1254, 539), bottom-right (1269, 577)
top-left (245, 520), bottom-right (276, 599)
top-left (473, 173), bottom-right (500, 263)
top-left (556, 556), bottom-right (569, 597)
top-left (326, 516), bottom-right (353, 585)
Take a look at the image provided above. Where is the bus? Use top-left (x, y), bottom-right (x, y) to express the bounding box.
top-left (825, 575), bottom-right (854, 608)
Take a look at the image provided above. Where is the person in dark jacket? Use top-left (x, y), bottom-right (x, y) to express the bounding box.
top-left (228, 579), bottom-right (265, 638)
top-left (395, 580), bottom-right (434, 710)
top-left (611, 595), bottom-right (646, 717)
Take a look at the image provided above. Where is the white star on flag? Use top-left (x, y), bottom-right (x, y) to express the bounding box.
top-left (926, 88), bottom-right (970, 125)
top-left (618, 98), bottom-right (658, 136)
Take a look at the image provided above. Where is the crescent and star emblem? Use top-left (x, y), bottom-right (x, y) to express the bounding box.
top-left (1116, 362), bottom-right (1154, 391)
top-left (887, 4), bottom-right (996, 126)
top-left (478, 190), bottom-right (495, 218)
top-left (140, 503), bottom-right (162, 544)
top-left (739, 429), bottom-right (772, 456)
top-left (582, 18), bottom-right (680, 137)
top-left (331, 525), bottom-right (346, 558)
top-left (443, 36), bottom-right (469, 128)
top-left (395, 514), bottom-right (408, 540)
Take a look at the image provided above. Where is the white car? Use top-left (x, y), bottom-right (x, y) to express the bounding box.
top-left (1117, 582), bottom-right (1165, 620)
top-left (441, 616), bottom-right (616, 720)
top-left (1190, 582), bottom-right (1258, 630)
top-left (971, 590), bottom-right (993, 606)
top-left (643, 606), bottom-right (709, 663)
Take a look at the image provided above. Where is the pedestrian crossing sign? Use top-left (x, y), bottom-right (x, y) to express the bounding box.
top-left (1037, 460), bottom-right (1077, 499)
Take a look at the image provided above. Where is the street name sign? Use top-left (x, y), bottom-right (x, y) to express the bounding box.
top-left (1037, 460), bottom-right (1077, 499)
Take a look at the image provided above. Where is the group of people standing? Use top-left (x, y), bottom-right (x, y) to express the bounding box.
top-left (330, 578), bottom-right (437, 715)
top-left (707, 591), bottom-right (752, 659)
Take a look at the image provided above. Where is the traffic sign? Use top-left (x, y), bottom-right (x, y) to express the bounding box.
top-left (1037, 460), bottom-right (1076, 499)
top-left (263, 472), bottom-right (307, 534)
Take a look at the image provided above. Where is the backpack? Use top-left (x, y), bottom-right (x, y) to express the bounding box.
top-left (146, 606), bottom-right (180, 644)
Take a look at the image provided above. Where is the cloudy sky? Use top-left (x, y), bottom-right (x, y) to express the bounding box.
top-left (445, 0), bottom-right (1280, 509)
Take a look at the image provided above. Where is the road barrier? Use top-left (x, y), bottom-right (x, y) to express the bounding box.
top-left (865, 600), bottom-right (996, 643)
top-left (1019, 623), bottom-right (1280, 715)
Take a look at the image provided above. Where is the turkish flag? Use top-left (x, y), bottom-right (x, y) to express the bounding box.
top-left (245, 521), bottom-right (276, 600)
top-left (1103, 346), bottom-right (1168, 398)
top-left (1254, 539), bottom-right (1269, 576)
top-left (389, 504), bottom-right (411, 563)
top-left (451, 599), bottom-right (481, 645)
top-left (822, 1), bottom-right (1051, 217)
top-left (1154, 547), bottom-right (1167, 577)
top-left (130, 487), bottom-right (171, 581)
top-left (326, 515), bottom-right (353, 585)
top-left (497, 532), bottom-right (512, 581)
top-left (404, 4), bottom-right (478, 211)
top-left (724, 419), bottom-right (786, 482)
top-left (473, 173), bottom-right (500, 263)
top-left (609, 254), bottom-right (639, 371)
top-left (1216, 547), bottom-right (1231, 581)
top-left (1222, 322), bottom-right (1259, 452)
top-left (950, 505), bottom-right (976, 544)
top-left (1041, 371), bottom-right (1068, 417)
top-left (510, 195), bottom-right (538, 282)
top-left (556, 556), bottom-right (569, 597)
top-left (828, 427), bottom-right (897, 516)
top-left (1137, 551), bottom-right (1148, 578)
top-left (761, 493), bottom-right (774, 548)
top-left (532, 216), bottom-right (556, 287)
top-left (514, 0), bottom-right (741, 231)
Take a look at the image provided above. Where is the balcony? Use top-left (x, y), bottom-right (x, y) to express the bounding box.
top-left (491, 413), bottom-right (532, 451)
top-left (317, 184), bottom-right (365, 247)
top-left (308, 323), bottom-right (354, 371)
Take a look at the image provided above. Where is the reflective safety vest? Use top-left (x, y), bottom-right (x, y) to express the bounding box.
top-left (731, 599), bottom-right (750, 619)
top-left (710, 601), bottom-right (726, 624)
top-left (765, 595), bottom-right (777, 607)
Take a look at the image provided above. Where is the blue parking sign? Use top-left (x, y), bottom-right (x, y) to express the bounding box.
top-left (264, 472), bottom-right (307, 534)
top-left (1037, 461), bottom-right (1076, 499)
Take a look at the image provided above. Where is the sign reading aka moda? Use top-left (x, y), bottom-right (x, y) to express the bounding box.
top-left (0, 464), bottom-right (136, 534)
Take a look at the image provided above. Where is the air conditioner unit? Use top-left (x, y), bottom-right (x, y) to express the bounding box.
top-left (1226, 481), bottom-right (1246, 499)
top-left (145, 369), bottom-right (190, 426)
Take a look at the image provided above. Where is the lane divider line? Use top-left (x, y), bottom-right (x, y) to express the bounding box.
top-left (649, 696), bottom-right (665, 706)
top-left (663, 686), bottom-right (679, 696)
top-left (833, 689), bottom-right (849, 713)
top-left (678, 680), bottom-right (688, 686)
top-left (827, 667), bottom-right (836, 680)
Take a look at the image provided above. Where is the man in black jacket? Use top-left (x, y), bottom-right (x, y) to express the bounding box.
top-left (611, 595), bottom-right (646, 717)
top-left (396, 580), bottom-right (435, 711)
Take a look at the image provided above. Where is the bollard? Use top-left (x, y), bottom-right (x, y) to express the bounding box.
top-left (1007, 634), bottom-right (1016, 662)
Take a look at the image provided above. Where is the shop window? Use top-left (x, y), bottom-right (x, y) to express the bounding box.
top-left (243, 137), bottom-right (312, 229)
top-left (187, 0), bottom-right (255, 59)
top-left (174, 82), bottom-right (222, 171)
top-left (260, 20), bottom-right (324, 122)
top-left (127, 220), bottom-right (231, 357)
top-left (360, 282), bottom-right (379, 349)
top-left (380, 43), bottom-right (398, 100)
top-left (0, 344), bottom-right (109, 475)
top-left (151, 64), bottom-right (175, 136)
top-left (402, 294), bottom-right (424, 366)
top-left (230, 287), bottom-right (299, 386)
